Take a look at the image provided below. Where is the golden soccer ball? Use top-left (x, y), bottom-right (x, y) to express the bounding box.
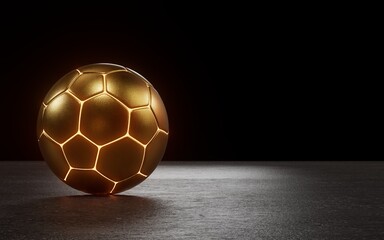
top-left (36, 63), bottom-right (169, 195)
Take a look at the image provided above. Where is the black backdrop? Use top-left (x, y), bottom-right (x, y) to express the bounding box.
top-left (0, 3), bottom-right (380, 161)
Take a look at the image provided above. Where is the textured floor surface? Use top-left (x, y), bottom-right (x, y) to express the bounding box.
top-left (0, 161), bottom-right (384, 240)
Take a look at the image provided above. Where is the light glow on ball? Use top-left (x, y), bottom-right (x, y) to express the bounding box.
top-left (36, 63), bottom-right (169, 195)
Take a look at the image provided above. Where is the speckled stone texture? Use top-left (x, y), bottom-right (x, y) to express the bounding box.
top-left (1, 161), bottom-right (384, 240)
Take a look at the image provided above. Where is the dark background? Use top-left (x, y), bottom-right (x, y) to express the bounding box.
top-left (0, 3), bottom-right (380, 161)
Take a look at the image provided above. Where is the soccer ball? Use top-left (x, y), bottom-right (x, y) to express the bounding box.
top-left (36, 63), bottom-right (169, 195)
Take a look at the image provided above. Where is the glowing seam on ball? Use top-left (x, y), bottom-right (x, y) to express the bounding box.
top-left (37, 103), bottom-right (48, 140)
top-left (102, 73), bottom-right (107, 90)
top-left (66, 69), bottom-right (81, 89)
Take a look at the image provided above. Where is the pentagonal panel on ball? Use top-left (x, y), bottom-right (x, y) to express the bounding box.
top-left (65, 169), bottom-right (115, 195)
top-left (97, 137), bottom-right (144, 182)
top-left (141, 131), bottom-right (168, 176)
top-left (63, 135), bottom-right (98, 168)
top-left (43, 92), bottom-right (80, 143)
top-left (69, 73), bottom-right (104, 100)
top-left (81, 94), bottom-right (128, 145)
top-left (130, 108), bottom-right (158, 145)
top-left (150, 87), bottom-right (169, 132)
top-left (38, 134), bottom-right (69, 180)
top-left (106, 71), bottom-right (150, 108)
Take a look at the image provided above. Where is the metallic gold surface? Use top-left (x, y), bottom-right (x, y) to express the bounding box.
top-left (130, 108), bottom-right (158, 144)
top-left (106, 71), bottom-right (150, 107)
top-left (69, 73), bottom-right (104, 100)
top-left (63, 135), bottom-right (98, 168)
top-left (37, 63), bottom-right (169, 195)
top-left (81, 94), bottom-right (128, 145)
top-left (43, 93), bottom-right (80, 143)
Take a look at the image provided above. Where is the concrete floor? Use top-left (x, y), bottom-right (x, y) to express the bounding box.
top-left (1, 161), bottom-right (384, 239)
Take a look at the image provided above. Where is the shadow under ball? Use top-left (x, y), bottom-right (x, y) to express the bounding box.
top-left (36, 63), bottom-right (169, 195)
